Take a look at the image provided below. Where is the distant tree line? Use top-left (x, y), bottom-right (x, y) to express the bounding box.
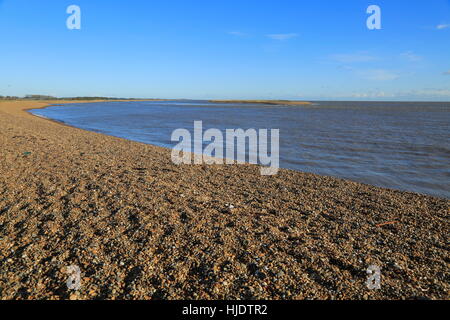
top-left (24, 95), bottom-right (58, 100)
top-left (0, 94), bottom-right (56, 100)
top-left (60, 96), bottom-right (128, 101)
top-left (0, 95), bottom-right (20, 100)
top-left (0, 95), bottom-right (140, 101)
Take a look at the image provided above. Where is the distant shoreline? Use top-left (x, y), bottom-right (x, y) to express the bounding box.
top-left (209, 100), bottom-right (312, 106)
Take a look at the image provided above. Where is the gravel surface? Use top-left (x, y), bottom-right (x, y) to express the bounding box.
top-left (0, 100), bottom-right (448, 300)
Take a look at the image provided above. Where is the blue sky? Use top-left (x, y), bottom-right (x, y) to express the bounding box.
top-left (0, 0), bottom-right (449, 101)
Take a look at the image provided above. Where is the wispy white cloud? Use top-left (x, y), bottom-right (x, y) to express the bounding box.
top-left (443, 70), bottom-right (450, 75)
top-left (330, 52), bottom-right (378, 63)
top-left (266, 33), bottom-right (298, 40)
top-left (331, 88), bottom-right (450, 100)
top-left (404, 88), bottom-right (450, 98)
top-left (348, 91), bottom-right (394, 99)
top-left (228, 31), bottom-right (249, 37)
top-left (436, 24), bottom-right (450, 30)
top-left (359, 69), bottom-right (400, 81)
top-left (400, 51), bottom-right (422, 62)
top-left (329, 53), bottom-right (399, 81)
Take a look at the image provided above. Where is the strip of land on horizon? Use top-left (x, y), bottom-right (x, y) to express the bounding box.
top-left (209, 100), bottom-right (312, 106)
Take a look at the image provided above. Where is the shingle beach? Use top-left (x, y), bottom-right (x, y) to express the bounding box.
top-left (0, 100), bottom-right (448, 300)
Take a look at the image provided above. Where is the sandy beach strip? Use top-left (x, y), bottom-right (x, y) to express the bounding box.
top-left (0, 100), bottom-right (448, 300)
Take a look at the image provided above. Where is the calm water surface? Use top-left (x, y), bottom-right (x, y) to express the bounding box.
top-left (30, 100), bottom-right (450, 199)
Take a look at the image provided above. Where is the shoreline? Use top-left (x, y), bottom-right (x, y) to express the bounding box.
top-left (0, 100), bottom-right (448, 300)
top-left (26, 100), bottom-right (449, 200)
